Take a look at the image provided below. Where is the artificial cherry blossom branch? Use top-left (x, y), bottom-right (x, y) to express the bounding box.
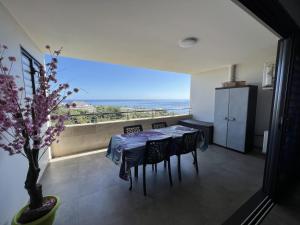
top-left (1, 44), bottom-right (78, 156)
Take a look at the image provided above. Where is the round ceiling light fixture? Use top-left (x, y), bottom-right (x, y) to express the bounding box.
top-left (178, 37), bottom-right (199, 48)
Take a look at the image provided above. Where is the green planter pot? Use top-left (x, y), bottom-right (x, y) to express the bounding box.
top-left (12, 196), bottom-right (61, 225)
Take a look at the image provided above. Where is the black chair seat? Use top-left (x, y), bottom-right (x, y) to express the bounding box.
top-left (123, 124), bottom-right (143, 135)
top-left (152, 122), bottom-right (167, 129)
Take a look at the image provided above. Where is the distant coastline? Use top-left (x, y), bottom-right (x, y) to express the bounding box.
top-left (63, 99), bottom-right (190, 110)
top-left (59, 99), bottom-right (190, 124)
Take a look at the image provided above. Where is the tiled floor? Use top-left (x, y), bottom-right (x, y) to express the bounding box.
top-left (41, 145), bottom-right (265, 225)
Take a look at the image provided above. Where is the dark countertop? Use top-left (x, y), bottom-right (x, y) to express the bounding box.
top-left (179, 119), bottom-right (213, 127)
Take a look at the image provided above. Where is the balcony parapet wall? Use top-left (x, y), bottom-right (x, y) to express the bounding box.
top-left (51, 114), bottom-right (192, 158)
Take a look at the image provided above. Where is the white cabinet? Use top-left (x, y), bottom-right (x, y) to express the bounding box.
top-left (213, 86), bottom-right (257, 152)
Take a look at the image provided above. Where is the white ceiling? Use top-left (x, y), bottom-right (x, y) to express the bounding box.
top-left (1, 0), bottom-right (279, 74)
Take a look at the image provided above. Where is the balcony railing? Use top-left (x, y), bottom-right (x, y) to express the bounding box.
top-left (66, 107), bottom-right (191, 125)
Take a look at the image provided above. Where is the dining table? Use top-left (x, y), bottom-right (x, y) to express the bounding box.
top-left (106, 125), bottom-right (208, 180)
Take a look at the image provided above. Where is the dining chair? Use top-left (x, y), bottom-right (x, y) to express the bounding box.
top-left (177, 131), bottom-right (199, 181)
top-left (142, 137), bottom-right (173, 196)
top-left (152, 122), bottom-right (167, 129)
top-left (123, 124), bottom-right (143, 135)
top-left (151, 122), bottom-right (168, 169)
top-left (124, 124), bottom-right (143, 181)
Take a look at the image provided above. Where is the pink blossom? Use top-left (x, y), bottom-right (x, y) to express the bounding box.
top-left (50, 115), bottom-right (58, 120)
top-left (50, 62), bottom-right (57, 69)
top-left (54, 49), bottom-right (62, 55)
top-left (0, 44), bottom-right (76, 156)
top-left (8, 56), bottom-right (16, 62)
top-left (63, 83), bottom-right (69, 89)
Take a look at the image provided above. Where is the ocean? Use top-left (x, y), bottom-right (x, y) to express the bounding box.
top-left (65, 99), bottom-right (190, 114)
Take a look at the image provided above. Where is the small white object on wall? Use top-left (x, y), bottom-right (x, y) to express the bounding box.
top-left (262, 130), bottom-right (269, 154)
top-left (262, 62), bottom-right (275, 89)
top-left (228, 64), bottom-right (236, 82)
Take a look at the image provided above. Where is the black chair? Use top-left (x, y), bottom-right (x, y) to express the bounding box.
top-left (124, 125), bottom-right (143, 181)
top-left (151, 122), bottom-right (168, 169)
top-left (142, 137), bottom-right (173, 196)
top-left (123, 124), bottom-right (143, 135)
top-left (177, 131), bottom-right (199, 181)
top-left (152, 122), bottom-right (167, 129)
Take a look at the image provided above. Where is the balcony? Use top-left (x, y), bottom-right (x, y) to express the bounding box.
top-left (46, 109), bottom-right (264, 225)
top-left (0, 0), bottom-right (283, 224)
top-left (45, 109), bottom-right (265, 225)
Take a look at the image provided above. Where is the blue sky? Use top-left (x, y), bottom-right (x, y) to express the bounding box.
top-left (46, 56), bottom-right (191, 100)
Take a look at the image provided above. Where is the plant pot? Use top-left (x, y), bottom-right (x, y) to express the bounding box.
top-left (12, 196), bottom-right (61, 225)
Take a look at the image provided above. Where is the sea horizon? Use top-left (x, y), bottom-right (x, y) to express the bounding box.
top-left (64, 99), bottom-right (190, 113)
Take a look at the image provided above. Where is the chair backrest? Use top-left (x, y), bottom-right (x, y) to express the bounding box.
top-left (179, 131), bottom-right (199, 154)
top-left (144, 137), bottom-right (172, 164)
top-left (152, 122), bottom-right (167, 129)
top-left (123, 124), bottom-right (143, 135)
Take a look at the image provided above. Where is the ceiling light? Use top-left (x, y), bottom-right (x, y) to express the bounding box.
top-left (178, 37), bottom-right (198, 48)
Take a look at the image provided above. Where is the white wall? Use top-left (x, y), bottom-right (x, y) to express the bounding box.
top-left (191, 67), bottom-right (228, 122)
top-left (191, 55), bottom-right (276, 149)
top-left (235, 57), bottom-right (275, 148)
top-left (0, 3), bottom-right (48, 225)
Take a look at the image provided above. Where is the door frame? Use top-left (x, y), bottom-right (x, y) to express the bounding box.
top-left (262, 37), bottom-right (294, 199)
top-left (223, 0), bottom-right (300, 224)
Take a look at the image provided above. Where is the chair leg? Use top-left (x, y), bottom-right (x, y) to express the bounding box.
top-left (152, 164), bottom-right (154, 171)
top-left (177, 155), bottom-right (182, 181)
top-left (194, 150), bottom-right (199, 174)
top-left (164, 160), bottom-right (167, 168)
top-left (168, 158), bottom-right (173, 186)
top-left (134, 166), bottom-right (138, 180)
top-left (143, 164), bottom-right (147, 196)
top-left (129, 169), bottom-right (133, 191)
top-left (155, 163), bottom-right (157, 173)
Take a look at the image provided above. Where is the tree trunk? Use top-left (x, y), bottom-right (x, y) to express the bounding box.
top-left (24, 146), bottom-right (43, 210)
top-left (25, 162), bottom-right (43, 209)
